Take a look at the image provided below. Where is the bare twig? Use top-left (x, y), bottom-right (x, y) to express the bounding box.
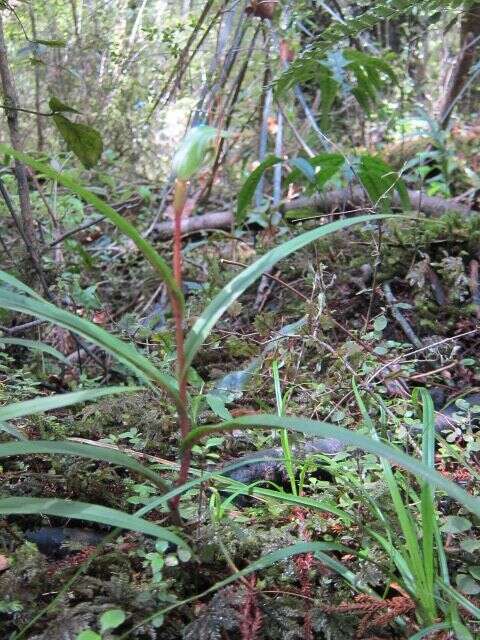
top-left (0, 319), bottom-right (45, 335)
top-left (383, 281), bottom-right (423, 349)
top-left (47, 216), bottom-right (105, 249)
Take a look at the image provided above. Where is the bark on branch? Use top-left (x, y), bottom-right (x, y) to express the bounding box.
top-left (279, 187), bottom-right (474, 217)
top-left (439, 3), bottom-right (480, 129)
top-left (150, 188), bottom-right (473, 239)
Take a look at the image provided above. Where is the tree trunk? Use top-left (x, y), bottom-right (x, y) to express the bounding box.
top-left (439, 2), bottom-right (480, 128)
top-left (29, 4), bottom-right (44, 152)
top-left (69, 0), bottom-right (80, 40)
top-left (0, 12), bottom-right (39, 264)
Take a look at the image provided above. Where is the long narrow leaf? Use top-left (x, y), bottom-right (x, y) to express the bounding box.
top-left (226, 483), bottom-right (351, 521)
top-left (0, 387), bottom-right (140, 422)
top-left (0, 438), bottom-right (169, 491)
top-left (0, 337), bottom-right (70, 364)
top-left (353, 382), bottom-right (429, 606)
top-left (0, 497), bottom-right (186, 548)
top-left (0, 144), bottom-right (183, 310)
top-left (184, 214), bottom-right (393, 369)
top-left (0, 283), bottom-right (179, 401)
top-left (437, 580), bottom-right (480, 620)
top-left (0, 422), bottom-right (26, 440)
top-left (369, 528), bottom-right (415, 591)
top-left (0, 271), bottom-right (43, 300)
top-left (408, 624), bottom-right (450, 640)
top-left (418, 388), bottom-right (437, 614)
top-left (314, 549), bottom-right (375, 594)
top-left (237, 155), bottom-right (282, 222)
top-left (272, 360), bottom-right (296, 495)
top-left (182, 414), bottom-right (480, 519)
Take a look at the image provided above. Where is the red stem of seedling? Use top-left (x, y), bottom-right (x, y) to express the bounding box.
top-left (170, 179), bottom-right (192, 512)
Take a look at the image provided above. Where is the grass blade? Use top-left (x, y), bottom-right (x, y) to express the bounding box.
top-left (437, 580), bottom-right (480, 620)
top-left (184, 214), bottom-right (393, 369)
top-left (0, 438), bottom-right (169, 491)
top-left (0, 283), bottom-right (179, 401)
top-left (0, 497), bottom-right (187, 548)
top-left (353, 382), bottom-right (430, 612)
top-left (272, 360), bottom-right (296, 495)
top-left (0, 337), bottom-right (70, 364)
top-left (0, 270), bottom-right (43, 299)
top-left (0, 386), bottom-right (142, 422)
top-left (237, 155), bottom-right (282, 222)
top-left (0, 422), bottom-right (26, 440)
top-left (417, 388), bottom-right (437, 615)
top-left (0, 144), bottom-right (183, 310)
top-left (182, 413), bottom-right (480, 519)
top-left (408, 624), bottom-right (450, 640)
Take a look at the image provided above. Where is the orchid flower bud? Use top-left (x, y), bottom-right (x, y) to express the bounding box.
top-left (172, 125), bottom-right (226, 180)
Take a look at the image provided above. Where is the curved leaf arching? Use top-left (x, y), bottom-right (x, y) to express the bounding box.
top-left (182, 413), bottom-right (480, 519)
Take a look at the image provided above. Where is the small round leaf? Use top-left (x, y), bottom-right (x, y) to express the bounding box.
top-left (441, 515), bottom-right (472, 534)
top-left (373, 315), bottom-right (387, 332)
top-left (77, 631), bottom-right (101, 640)
top-left (99, 609), bottom-right (126, 633)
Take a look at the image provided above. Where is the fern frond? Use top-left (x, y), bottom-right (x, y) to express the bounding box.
top-left (276, 0), bottom-right (463, 94)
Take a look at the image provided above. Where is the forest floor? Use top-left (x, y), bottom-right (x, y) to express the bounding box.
top-left (1, 203), bottom-right (480, 639)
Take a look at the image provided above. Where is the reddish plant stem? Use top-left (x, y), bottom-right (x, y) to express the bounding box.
top-left (239, 575), bottom-right (262, 640)
top-left (292, 508), bottom-right (314, 640)
top-left (170, 179), bottom-right (192, 511)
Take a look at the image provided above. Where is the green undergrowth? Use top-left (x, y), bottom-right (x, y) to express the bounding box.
top-left (1, 208), bottom-right (480, 638)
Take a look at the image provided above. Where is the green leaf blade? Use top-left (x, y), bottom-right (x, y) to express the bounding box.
top-left (0, 283), bottom-right (179, 400)
top-left (237, 155), bottom-right (282, 222)
top-left (53, 114), bottom-right (103, 169)
top-left (184, 214), bottom-right (392, 369)
top-left (182, 413), bottom-right (480, 521)
top-left (0, 497), bottom-right (187, 547)
top-left (0, 146), bottom-right (183, 312)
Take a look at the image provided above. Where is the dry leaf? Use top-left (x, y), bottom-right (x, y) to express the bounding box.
top-left (0, 555), bottom-right (10, 572)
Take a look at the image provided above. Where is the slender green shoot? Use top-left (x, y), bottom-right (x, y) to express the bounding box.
top-left (272, 359), bottom-right (297, 495)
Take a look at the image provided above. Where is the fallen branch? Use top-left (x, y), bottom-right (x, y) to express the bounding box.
top-left (152, 210), bottom-right (232, 239)
top-left (383, 281), bottom-right (423, 350)
top-left (280, 186), bottom-right (474, 217)
top-left (150, 188), bottom-right (474, 239)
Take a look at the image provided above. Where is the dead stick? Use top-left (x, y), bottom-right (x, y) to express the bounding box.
top-left (383, 282), bottom-right (423, 350)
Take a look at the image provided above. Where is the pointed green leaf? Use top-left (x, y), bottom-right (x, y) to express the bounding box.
top-left (32, 38), bottom-right (66, 47)
top-left (359, 155), bottom-right (410, 211)
top-left (184, 214), bottom-right (392, 369)
top-left (237, 155), bottom-right (282, 222)
top-left (286, 154), bottom-right (344, 190)
top-left (49, 96), bottom-right (81, 114)
top-left (53, 114), bottom-right (103, 169)
top-left (0, 269), bottom-right (43, 299)
top-left (0, 147), bottom-right (183, 310)
top-left (0, 337), bottom-right (70, 364)
top-left (182, 413), bottom-right (480, 520)
top-left (0, 437), bottom-right (169, 491)
top-left (0, 387), bottom-right (140, 422)
top-left (0, 282), bottom-right (179, 400)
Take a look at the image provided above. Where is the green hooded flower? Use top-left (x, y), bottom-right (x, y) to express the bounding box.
top-left (172, 125), bottom-right (226, 180)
